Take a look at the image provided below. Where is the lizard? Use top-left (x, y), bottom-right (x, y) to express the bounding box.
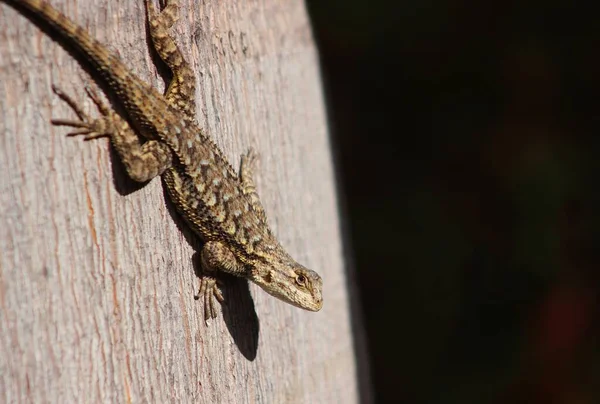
top-left (0, 0), bottom-right (323, 321)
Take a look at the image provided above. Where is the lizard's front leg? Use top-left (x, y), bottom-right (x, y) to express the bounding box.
top-left (197, 241), bottom-right (247, 321)
top-left (51, 84), bottom-right (173, 182)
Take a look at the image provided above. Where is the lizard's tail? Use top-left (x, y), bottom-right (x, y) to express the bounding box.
top-left (2, 0), bottom-right (157, 117)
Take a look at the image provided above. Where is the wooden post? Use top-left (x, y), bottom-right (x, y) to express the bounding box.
top-left (0, 0), bottom-right (370, 402)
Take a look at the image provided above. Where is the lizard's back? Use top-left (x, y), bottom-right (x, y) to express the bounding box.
top-left (3, 0), bottom-right (271, 255)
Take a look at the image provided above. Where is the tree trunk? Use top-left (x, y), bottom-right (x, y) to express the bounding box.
top-left (0, 0), bottom-right (370, 402)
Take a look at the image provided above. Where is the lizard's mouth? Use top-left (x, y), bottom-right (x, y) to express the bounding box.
top-left (279, 294), bottom-right (323, 312)
top-left (292, 291), bottom-right (323, 312)
top-left (256, 281), bottom-right (323, 312)
top-left (304, 298), bottom-right (323, 312)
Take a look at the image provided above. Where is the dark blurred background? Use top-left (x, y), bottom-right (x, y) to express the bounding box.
top-left (305, 1), bottom-right (600, 403)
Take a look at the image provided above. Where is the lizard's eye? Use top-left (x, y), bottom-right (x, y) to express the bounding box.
top-left (295, 274), bottom-right (307, 287)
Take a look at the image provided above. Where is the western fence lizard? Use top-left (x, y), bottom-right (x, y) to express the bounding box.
top-left (1, 0), bottom-right (323, 321)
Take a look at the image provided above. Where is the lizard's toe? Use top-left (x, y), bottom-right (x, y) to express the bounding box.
top-left (53, 117), bottom-right (113, 140)
top-left (51, 83), bottom-right (115, 141)
top-left (195, 275), bottom-right (223, 322)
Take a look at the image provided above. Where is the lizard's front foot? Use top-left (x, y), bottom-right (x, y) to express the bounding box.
top-left (195, 275), bottom-right (225, 322)
top-left (51, 84), bottom-right (115, 140)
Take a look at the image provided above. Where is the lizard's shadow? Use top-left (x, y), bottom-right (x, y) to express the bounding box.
top-left (161, 183), bottom-right (260, 360)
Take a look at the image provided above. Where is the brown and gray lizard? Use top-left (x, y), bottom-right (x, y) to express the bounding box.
top-left (0, 0), bottom-right (323, 321)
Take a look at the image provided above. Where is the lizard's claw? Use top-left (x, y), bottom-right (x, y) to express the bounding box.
top-left (51, 84), bottom-right (114, 141)
top-left (195, 275), bottom-right (224, 322)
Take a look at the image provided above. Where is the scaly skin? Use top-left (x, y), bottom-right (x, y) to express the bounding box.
top-left (1, 0), bottom-right (323, 321)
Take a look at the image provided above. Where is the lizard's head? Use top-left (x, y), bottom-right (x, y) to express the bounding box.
top-left (249, 260), bottom-right (323, 312)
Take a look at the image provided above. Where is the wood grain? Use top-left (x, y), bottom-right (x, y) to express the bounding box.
top-left (0, 0), bottom-right (370, 402)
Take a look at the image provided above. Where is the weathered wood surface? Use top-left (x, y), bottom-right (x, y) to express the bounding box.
top-left (0, 1), bottom-right (369, 402)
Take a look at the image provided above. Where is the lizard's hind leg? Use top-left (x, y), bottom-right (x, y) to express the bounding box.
top-left (51, 84), bottom-right (173, 182)
top-left (146, 0), bottom-right (196, 122)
